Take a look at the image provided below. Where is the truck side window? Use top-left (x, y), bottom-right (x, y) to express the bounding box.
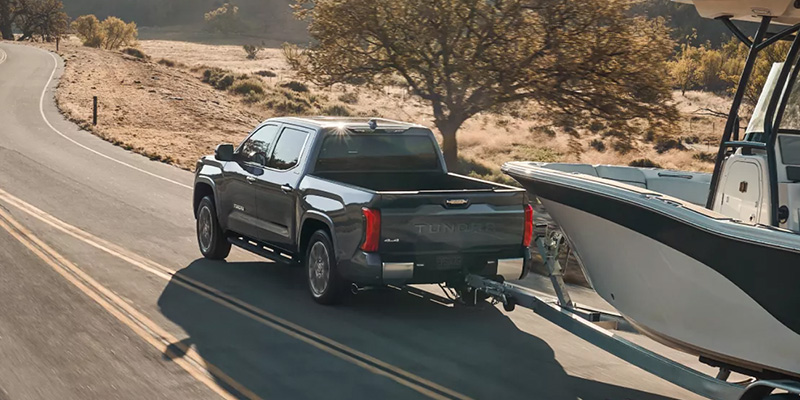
top-left (268, 128), bottom-right (309, 170)
top-left (239, 124), bottom-right (280, 166)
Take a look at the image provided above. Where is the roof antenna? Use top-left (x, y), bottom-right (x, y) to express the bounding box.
top-left (368, 119), bottom-right (378, 130)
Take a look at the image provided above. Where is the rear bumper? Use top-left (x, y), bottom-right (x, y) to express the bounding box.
top-left (337, 248), bottom-right (532, 285)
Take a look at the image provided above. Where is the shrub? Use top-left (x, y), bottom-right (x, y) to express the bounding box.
top-left (243, 44), bottom-right (261, 60)
top-left (72, 15), bottom-right (104, 48)
top-left (693, 152), bottom-right (716, 163)
top-left (202, 68), bottom-right (236, 90)
top-left (204, 2), bottom-right (241, 34)
top-left (280, 80), bottom-right (309, 92)
top-left (264, 88), bottom-right (318, 114)
top-left (589, 121), bottom-right (605, 133)
top-left (254, 70), bottom-right (276, 77)
top-left (158, 58), bottom-right (176, 67)
top-left (121, 47), bottom-right (146, 59)
top-left (653, 136), bottom-right (686, 154)
top-left (612, 138), bottom-right (634, 154)
top-left (337, 92), bottom-right (359, 104)
top-left (589, 139), bottom-right (606, 152)
top-left (321, 104), bottom-right (351, 116)
top-left (231, 79), bottom-right (265, 95)
top-left (101, 16), bottom-right (137, 50)
top-left (643, 129), bottom-right (657, 142)
top-left (629, 158), bottom-right (662, 168)
top-left (602, 130), bottom-right (625, 139)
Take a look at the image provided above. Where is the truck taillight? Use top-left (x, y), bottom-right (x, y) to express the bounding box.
top-left (361, 207), bottom-right (381, 252)
top-left (523, 204), bottom-right (534, 247)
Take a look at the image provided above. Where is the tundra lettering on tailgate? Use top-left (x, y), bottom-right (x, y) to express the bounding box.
top-left (414, 223), bottom-right (496, 234)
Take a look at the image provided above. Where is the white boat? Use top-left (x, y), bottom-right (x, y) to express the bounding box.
top-left (504, 0), bottom-right (800, 382)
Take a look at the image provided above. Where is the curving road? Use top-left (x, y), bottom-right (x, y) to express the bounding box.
top-left (0, 42), bottom-right (706, 399)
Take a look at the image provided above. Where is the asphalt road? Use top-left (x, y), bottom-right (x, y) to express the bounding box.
top-left (0, 42), bottom-right (707, 399)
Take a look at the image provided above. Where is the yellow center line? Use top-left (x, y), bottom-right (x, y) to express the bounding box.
top-left (0, 207), bottom-right (253, 400)
top-left (0, 188), bottom-right (472, 400)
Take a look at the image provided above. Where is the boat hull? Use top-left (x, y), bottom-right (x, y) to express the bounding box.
top-left (504, 162), bottom-right (800, 378)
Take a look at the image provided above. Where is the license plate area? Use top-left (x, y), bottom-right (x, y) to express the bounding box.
top-left (435, 255), bottom-right (463, 269)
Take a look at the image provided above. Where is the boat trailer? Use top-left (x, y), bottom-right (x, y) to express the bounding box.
top-left (464, 225), bottom-right (800, 400)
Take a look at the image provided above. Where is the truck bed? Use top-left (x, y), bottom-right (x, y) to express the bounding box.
top-left (312, 171), bottom-right (502, 192)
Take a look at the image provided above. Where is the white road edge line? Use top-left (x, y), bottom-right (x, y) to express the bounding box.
top-left (0, 48), bottom-right (7, 65)
top-left (38, 50), bottom-right (192, 190)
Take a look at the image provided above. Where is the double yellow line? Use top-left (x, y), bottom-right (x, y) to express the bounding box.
top-left (0, 188), bottom-right (471, 400)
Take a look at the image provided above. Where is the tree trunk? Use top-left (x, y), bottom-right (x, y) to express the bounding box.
top-left (0, 23), bottom-right (11, 40)
top-left (438, 121), bottom-right (461, 172)
top-left (0, 2), bottom-right (13, 41)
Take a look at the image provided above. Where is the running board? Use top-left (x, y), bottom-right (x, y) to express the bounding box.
top-left (227, 236), bottom-right (296, 265)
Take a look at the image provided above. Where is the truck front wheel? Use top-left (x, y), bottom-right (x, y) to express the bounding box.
top-left (196, 196), bottom-right (231, 260)
top-left (306, 230), bottom-right (345, 304)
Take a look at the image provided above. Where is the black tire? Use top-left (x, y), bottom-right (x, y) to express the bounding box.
top-left (196, 196), bottom-right (231, 260)
top-left (305, 230), bottom-right (346, 305)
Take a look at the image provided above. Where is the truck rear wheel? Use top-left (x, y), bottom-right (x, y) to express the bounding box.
top-left (306, 230), bottom-right (345, 304)
top-left (196, 196), bottom-right (231, 260)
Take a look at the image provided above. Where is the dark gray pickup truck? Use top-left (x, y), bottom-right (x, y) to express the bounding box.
top-left (193, 117), bottom-right (532, 304)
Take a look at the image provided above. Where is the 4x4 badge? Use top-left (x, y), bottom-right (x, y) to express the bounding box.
top-left (445, 199), bottom-right (469, 206)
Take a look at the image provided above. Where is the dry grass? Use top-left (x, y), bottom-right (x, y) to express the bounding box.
top-left (45, 37), bottom-right (730, 178)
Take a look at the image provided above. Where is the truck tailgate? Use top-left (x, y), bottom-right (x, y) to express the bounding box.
top-left (376, 190), bottom-right (525, 257)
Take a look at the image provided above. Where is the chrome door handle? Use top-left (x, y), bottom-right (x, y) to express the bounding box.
top-left (246, 176), bottom-right (256, 183)
top-left (280, 184), bottom-right (293, 193)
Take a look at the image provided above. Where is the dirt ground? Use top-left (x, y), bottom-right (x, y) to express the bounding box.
top-left (42, 37), bottom-right (730, 177)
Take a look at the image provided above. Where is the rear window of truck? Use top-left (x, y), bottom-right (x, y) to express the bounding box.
top-left (314, 134), bottom-right (440, 172)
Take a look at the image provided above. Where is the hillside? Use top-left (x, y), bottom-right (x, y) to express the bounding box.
top-left (60, 0), bottom-right (742, 46)
top-left (39, 38), bottom-right (726, 186)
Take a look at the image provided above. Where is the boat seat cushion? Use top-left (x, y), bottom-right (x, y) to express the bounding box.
top-left (540, 163), bottom-right (600, 177)
top-left (594, 166), bottom-right (647, 188)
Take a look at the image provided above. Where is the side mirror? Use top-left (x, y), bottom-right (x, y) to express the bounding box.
top-left (215, 143), bottom-right (235, 162)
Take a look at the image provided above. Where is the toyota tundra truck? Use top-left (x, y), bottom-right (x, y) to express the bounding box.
top-left (193, 117), bottom-right (532, 304)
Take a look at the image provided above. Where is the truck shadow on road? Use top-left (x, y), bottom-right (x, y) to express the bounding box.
top-left (157, 259), bottom-right (679, 400)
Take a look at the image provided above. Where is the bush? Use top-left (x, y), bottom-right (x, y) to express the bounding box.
top-left (121, 47), bottom-right (146, 59)
top-left (589, 121), bottom-right (605, 133)
top-left (101, 16), bottom-right (137, 50)
top-left (254, 70), bottom-right (276, 77)
top-left (243, 44), bottom-right (261, 60)
top-left (72, 15), bottom-right (104, 48)
top-left (204, 2), bottom-right (241, 34)
top-left (264, 88), bottom-right (320, 114)
top-left (322, 104), bottom-right (351, 116)
top-left (629, 158), bottom-right (662, 168)
top-left (337, 92), bottom-right (359, 104)
top-left (158, 58), bottom-right (176, 67)
top-left (693, 152), bottom-right (716, 163)
top-left (612, 138), bottom-right (634, 154)
top-left (280, 80), bottom-right (309, 92)
top-left (653, 137), bottom-right (686, 154)
top-left (202, 68), bottom-right (236, 90)
top-left (231, 79), bottom-right (265, 95)
top-left (589, 139), bottom-right (606, 152)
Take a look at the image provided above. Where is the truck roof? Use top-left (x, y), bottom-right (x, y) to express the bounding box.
top-left (268, 116), bottom-right (427, 131)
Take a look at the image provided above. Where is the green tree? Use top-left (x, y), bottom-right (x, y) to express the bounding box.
top-left (286, 0), bottom-right (679, 168)
top-left (100, 16), bottom-right (137, 50)
top-left (71, 14), bottom-right (103, 47)
top-left (720, 37), bottom-right (792, 105)
top-left (668, 42), bottom-right (702, 95)
top-left (204, 2), bottom-right (240, 34)
top-left (14, 0), bottom-right (68, 41)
